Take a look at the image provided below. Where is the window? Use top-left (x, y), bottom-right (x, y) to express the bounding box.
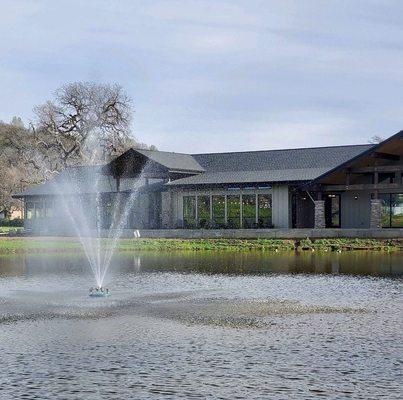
top-left (378, 173), bottom-right (395, 184)
top-left (212, 195), bottom-right (225, 227)
top-left (381, 194), bottom-right (391, 227)
top-left (258, 194), bottom-right (272, 228)
top-left (45, 200), bottom-right (54, 218)
top-left (391, 194), bottom-right (403, 228)
top-left (197, 195), bottom-right (210, 228)
top-left (227, 195), bottom-right (240, 228)
top-left (380, 193), bottom-right (403, 228)
top-left (183, 196), bottom-right (196, 228)
top-left (242, 194), bottom-right (256, 228)
top-left (26, 202), bottom-right (34, 219)
top-left (35, 202), bottom-right (44, 219)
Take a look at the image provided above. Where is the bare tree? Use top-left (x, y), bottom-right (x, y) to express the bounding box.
top-left (0, 122), bottom-right (39, 214)
top-left (0, 82), bottom-right (155, 214)
top-left (369, 135), bottom-right (384, 144)
top-left (33, 82), bottom-right (134, 166)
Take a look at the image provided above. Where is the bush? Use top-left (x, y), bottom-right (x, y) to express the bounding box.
top-left (0, 218), bottom-right (24, 227)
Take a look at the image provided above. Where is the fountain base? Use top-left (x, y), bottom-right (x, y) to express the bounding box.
top-left (89, 287), bottom-right (110, 297)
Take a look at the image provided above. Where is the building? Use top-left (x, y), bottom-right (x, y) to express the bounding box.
top-left (14, 131), bottom-right (403, 234)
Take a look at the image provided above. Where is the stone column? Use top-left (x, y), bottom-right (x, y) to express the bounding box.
top-left (314, 200), bottom-right (325, 229)
top-left (370, 198), bottom-right (382, 229)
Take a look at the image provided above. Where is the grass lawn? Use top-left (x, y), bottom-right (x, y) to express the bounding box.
top-left (0, 236), bottom-right (402, 254)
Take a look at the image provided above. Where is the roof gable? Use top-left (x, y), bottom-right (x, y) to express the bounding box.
top-left (133, 149), bottom-right (205, 173)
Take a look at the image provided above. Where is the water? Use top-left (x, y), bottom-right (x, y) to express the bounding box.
top-left (0, 251), bottom-right (402, 399)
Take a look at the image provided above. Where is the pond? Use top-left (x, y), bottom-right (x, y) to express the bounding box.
top-left (0, 251), bottom-right (402, 399)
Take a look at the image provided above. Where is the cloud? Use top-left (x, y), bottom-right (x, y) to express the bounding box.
top-left (0, 0), bottom-right (403, 151)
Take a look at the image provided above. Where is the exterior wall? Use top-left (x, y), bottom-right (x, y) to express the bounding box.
top-left (167, 185), bottom-right (290, 229)
top-left (272, 185), bottom-right (290, 228)
top-left (132, 192), bottom-right (150, 228)
top-left (340, 191), bottom-right (371, 229)
top-left (23, 191), bottom-right (155, 234)
top-left (161, 191), bottom-right (173, 228)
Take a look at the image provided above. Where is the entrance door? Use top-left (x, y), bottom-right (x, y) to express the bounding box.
top-left (325, 194), bottom-right (341, 228)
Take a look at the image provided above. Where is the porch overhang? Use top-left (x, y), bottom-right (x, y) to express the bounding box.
top-left (302, 130), bottom-right (403, 193)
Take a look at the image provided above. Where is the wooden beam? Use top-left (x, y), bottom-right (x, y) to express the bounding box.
top-left (371, 152), bottom-right (400, 161)
top-left (350, 165), bottom-right (403, 173)
top-left (323, 183), bottom-right (403, 191)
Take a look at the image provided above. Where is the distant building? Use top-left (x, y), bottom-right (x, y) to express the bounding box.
top-left (14, 131), bottom-right (403, 233)
top-left (0, 207), bottom-right (23, 220)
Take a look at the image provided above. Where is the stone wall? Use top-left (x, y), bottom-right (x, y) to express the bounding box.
top-left (314, 200), bottom-right (325, 229)
top-left (370, 199), bottom-right (382, 229)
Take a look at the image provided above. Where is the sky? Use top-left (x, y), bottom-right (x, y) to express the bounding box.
top-left (1, 0), bottom-right (403, 153)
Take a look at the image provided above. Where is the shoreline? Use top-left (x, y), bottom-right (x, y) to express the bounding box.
top-left (0, 236), bottom-right (402, 254)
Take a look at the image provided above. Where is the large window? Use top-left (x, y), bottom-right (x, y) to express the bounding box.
top-left (212, 195), bottom-right (225, 227)
top-left (44, 200), bottom-right (54, 218)
top-left (227, 195), bottom-right (241, 228)
top-left (197, 196), bottom-right (210, 228)
top-left (242, 194), bottom-right (256, 228)
top-left (35, 202), bottom-right (44, 219)
top-left (183, 196), bottom-right (196, 228)
top-left (26, 202), bottom-right (34, 219)
top-left (25, 200), bottom-right (55, 220)
top-left (182, 191), bottom-right (273, 229)
top-left (380, 193), bottom-right (403, 228)
top-left (391, 194), bottom-right (403, 228)
top-left (258, 194), bottom-right (272, 228)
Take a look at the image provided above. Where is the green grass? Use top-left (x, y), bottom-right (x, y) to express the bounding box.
top-left (0, 237), bottom-right (402, 254)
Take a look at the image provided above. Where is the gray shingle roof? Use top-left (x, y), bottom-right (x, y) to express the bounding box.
top-left (134, 149), bottom-right (205, 172)
top-left (14, 165), bottom-right (141, 197)
top-left (167, 168), bottom-right (332, 186)
top-left (16, 143), bottom-right (376, 196)
top-left (167, 144), bottom-right (374, 186)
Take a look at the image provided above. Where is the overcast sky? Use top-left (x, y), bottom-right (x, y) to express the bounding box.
top-left (1, 0), bottom-right (403, 153)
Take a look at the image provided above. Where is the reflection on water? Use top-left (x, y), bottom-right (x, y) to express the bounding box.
top-left (0, 251), bottom-right (401, 399)
top-left (1, 250), bottom-right (402, 278)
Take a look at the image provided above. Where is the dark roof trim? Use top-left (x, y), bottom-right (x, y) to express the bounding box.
top-left (165, 180), bottom-right (310, 189)
top-left (303, 130), bottom-right (403, 188)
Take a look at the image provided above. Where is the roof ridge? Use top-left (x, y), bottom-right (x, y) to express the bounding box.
top-left (191, 143), bottom-right (373, 156)
top-left (135, 148), bottom-right (194, 156)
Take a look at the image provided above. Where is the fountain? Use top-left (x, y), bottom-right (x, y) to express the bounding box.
top-left (48, 161), bottom-right (149, 294)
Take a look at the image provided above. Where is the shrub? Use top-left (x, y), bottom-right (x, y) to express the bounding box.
top-left (0, 218), bottom-right (24, 227)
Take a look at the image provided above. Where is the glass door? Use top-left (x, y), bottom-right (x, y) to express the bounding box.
top-left (325, 194), bottom-right (341, 228)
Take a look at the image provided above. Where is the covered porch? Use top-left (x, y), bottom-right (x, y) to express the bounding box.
top-left (293, 131), bottom-right (403, 229)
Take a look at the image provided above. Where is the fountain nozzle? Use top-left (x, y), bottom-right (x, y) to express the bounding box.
top-left (89, 286), bottom-right (110, 297)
